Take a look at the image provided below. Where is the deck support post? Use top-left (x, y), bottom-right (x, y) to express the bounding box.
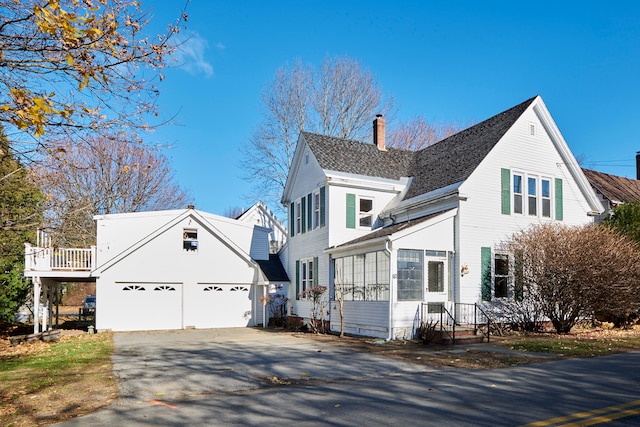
top-left (33, 276), bottom-right (41, 334)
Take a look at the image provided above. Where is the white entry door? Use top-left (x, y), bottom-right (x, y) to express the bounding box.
top-left (424, 251), bottom-right (448, 317)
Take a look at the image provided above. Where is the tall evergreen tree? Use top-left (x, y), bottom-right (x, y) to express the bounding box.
top-left (0, 127), bottom-right (43, 325)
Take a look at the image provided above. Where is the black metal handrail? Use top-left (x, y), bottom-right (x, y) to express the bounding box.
top-left (421, 302), bottom-right (491, 344)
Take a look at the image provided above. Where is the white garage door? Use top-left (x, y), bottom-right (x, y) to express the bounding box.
top-left (183, 284), bottom-right (253, 328)
top-left (116, 283), bottom-right (183, 331)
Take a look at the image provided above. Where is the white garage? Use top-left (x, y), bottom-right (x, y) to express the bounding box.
top-left (102, 282), bottom-right (254, 331)
top-left (183, 283), bottom-right (253, 328)
top-left (90, 208), bottom-right (286, 332)
top-left (108, 283), bottom-right (184, 331)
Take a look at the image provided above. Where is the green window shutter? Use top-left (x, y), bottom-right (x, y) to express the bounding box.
top-left (501, 168), bottom-right (511, 215)
top-left (307, 193), bottom-right (313, 229)
top-left (289, 203), bottom-right (295, 237)
top-left (481, 247), bottom-right (492, 301)
top-left (555, 178), bottom-right (563, 221)
top-left (301, 196), bottom-right (306, 233)
top-left (319, 186), bottom-right (326, 227)
top-left (346, 193), bottom-right (356, 229)
top-left (313, 256), bottom-right (319, 286)
top-left (296, 260), bottom-right (300, 299)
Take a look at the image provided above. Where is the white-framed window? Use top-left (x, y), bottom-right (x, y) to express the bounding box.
top-left (541, 178), bottom-right (551, 218)
top-left (507, 170), bottom-right (555, 219)
top-left (296, 201), bottom-right (301, 234)
top-left (313, 192), bottom-right (320, 229)
top-left (527, 176), bottom-right (537, 216)
top-left (300, 258), bottom-right (314, 297)
top-left (494, 253), bottom-right (510, 298)
top-left (513, 174), bottom-right (523, 215)
top-left (183, 228), bottom-right (198, 251)
top-left (359, 197), bottom-right (373, 227)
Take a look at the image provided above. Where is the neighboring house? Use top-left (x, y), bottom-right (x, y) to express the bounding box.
top-left (582, 168), bottom-right (640, 222)
top-left (236, 201), bottom-right (288, 254)
top-left (24, 206), bottom-right (289, 333)
top-left (281, 96), bottom-right (604, 339)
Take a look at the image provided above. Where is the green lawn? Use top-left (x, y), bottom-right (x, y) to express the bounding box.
top-left (506, 333), bottom-right (640, 357)
top-left (0, 332), bottom-right (115, 426)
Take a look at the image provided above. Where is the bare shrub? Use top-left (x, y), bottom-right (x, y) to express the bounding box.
top-left (300, 285), bottom-right (328, 334)
top-left (505, 223), bottom-right (640, 333)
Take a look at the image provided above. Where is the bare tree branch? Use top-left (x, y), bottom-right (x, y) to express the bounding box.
top-left (31, 134), bottom-right (192, 246)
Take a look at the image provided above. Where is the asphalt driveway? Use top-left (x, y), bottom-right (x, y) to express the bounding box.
top-left (110, 327), bottom-right (430, 401)
top-left (57, 327), bottom-right (432, 426)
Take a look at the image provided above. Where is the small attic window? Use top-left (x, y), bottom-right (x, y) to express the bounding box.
top-left (183, 228), bottom-right (198, 251)
top-left (529, 123), bottom-right (536, 136)
top-left (305, 152), bottom-right (309, 164)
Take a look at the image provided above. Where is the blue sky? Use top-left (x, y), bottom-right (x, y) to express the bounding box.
top-left (144, 1), bottom-right (640, 215)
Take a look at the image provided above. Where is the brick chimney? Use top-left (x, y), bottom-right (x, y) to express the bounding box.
top-left (373, 114), bottom-right (386, 151)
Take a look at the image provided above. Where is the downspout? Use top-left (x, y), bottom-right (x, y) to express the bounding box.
top-left (385, 238), bottom-right (393, 341)
top-left (250, 261), bottom-right (266, 328)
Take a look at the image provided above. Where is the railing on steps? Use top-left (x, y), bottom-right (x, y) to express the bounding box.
top-left (420, 302), bottom-right (491, 344)
top-left (454, 303), bottom-right (491, 343)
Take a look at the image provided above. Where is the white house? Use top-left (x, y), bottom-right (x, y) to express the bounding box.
top-left (281, 96), bottom-right (604, 339)
top-left (24, 206), bottom-right (289, 333)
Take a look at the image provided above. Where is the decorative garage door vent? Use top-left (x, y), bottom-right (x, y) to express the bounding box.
top-left (122, 285), bottom-right (145, 291)
top-left (204, 286), bottom-right (223, 292)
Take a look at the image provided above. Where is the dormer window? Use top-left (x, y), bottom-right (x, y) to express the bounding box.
top-left (183, 228), bottom-right (198, 251)
top-left (359, 198), bottom-right (373, 227)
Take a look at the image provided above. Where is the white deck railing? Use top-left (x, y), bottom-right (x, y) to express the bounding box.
top-left (25, 244), bottom-right (96, 272)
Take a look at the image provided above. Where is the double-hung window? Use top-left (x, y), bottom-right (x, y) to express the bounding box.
top-left (297, 258), bottom-right (316, 298)
top-left (359, 198), bottom-right (373, 227)
top-left (513, 174), bottom-right (523, 214)
top-left (183, 229), bottom-right (198, 251)
top-left (527, 177), bottom-right (537, 216)
top-left (346, 193), bottom-right (375, 229)
top-left (494, 254), bottom-right (509, 298)
top-left (296, 201), bottom-right (301, 234)
top-left (541, 179), bottom-right (551, 218)
top-left (313, 192), bottom-right (320, 229)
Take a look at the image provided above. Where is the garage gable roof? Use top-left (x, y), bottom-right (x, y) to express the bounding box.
top-left (93, 208), bottom-right (258, 276)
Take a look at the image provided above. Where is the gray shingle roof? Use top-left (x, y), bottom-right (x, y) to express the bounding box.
top-left (404, 97), bottom-right (536, 199)
top-left (302, 96), bottom-right (536, 201)
top-left (302, 132), bottom-right (414, 180)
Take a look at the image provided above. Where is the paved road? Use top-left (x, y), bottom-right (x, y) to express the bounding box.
top-left (56, 328), bottom-right (640, 426)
